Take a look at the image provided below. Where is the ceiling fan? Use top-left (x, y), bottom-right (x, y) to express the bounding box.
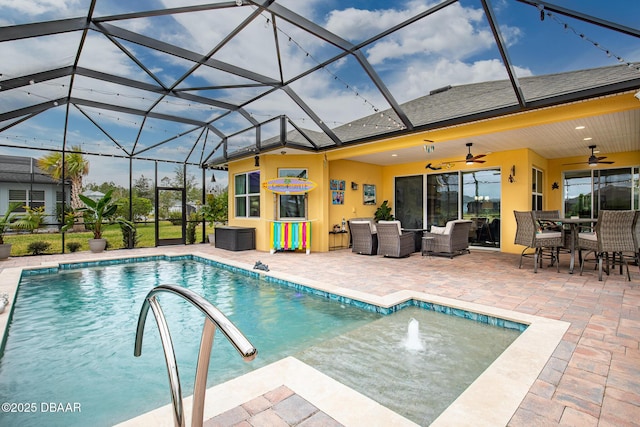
top-left (562, 145), bottom-right (614, 167)
top-left (451, 143), bottom-right (486, 164)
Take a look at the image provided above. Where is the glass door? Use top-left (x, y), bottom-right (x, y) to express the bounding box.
top-left (155, 187), bottom-right (186, 246)
top-left (461, 169), bottom-right (501, 248)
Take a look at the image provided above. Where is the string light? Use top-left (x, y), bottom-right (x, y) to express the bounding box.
top-left (537, 4), bottom-right (640, 73)
top-left (253, 7), bottom-right (406, 131)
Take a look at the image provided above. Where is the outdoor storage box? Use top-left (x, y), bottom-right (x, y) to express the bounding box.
top-left (214, 226), bottom-right (256, 251)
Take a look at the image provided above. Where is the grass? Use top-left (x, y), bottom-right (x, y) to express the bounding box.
top-left (3, 222), bottom-right (214, 257)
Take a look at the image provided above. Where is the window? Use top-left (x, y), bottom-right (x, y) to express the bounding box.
top-left (9, 189), bottom-right (46, 213)
top-left (531, 167), bottom-right (543, 210)
top-left (563, 167), bottom-right (639, 218)
top-left (278, 169), bottom-right (307, 219)
top-left (395, 175), bottom-right (424, 229)
top-left (9, 190), bottom-right (27, 212)
top-left (30, 190), bottom-right (45, 209)
top-left (234, 171), bottom-right (260, 218)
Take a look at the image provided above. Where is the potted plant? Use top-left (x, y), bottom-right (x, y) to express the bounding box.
top-left (65, 189), bottom-right (134, 253)
top-left (0, 203), bottom-right (21, 260)
top-left (374, 200), bottom-right (394, 222)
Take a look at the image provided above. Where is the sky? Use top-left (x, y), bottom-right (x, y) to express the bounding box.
top-left (0, 0), bottom-right (638, 188)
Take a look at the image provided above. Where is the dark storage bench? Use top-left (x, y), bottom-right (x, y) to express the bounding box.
top-left (214, 226), bottom-right (256, 251)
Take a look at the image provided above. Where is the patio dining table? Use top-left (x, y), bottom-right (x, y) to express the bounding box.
top-left (538, 217), bottom-right (596, 274)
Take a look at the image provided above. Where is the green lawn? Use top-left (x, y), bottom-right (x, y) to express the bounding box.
top-left (4, 222), bottom-right (214, 257)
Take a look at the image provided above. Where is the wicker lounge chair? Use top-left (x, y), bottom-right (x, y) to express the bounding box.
top-left (376, 221), bottom-right (414, 258)
top-left (348, 220), bottom-right (378, 255)
top-left (578, 210), bottom-right (637, 281)
top-left (514, 211), bottom-right (563, 273)
top-left (423, 220), bottom-right (473, 258)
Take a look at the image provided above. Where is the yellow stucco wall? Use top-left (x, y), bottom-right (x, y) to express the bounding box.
top-left (328, 160), bottom-right (382, 228)
top-left (226, 92), bottom-right (639, 254)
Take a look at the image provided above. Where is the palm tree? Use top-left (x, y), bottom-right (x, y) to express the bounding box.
top-left (38, 147), bottom-right (89, 229)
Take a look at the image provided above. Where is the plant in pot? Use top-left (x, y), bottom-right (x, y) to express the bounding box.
top-left (65, 189), bottom-right (134, 253)
top-left (0, 202), bottom-right (21, 260)
top-left (374, 200), bottom-right (394, 222)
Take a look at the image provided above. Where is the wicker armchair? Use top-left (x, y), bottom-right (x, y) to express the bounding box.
top-left (348, 220), bottom-right (378, 255)
top-left (578, 210), bottom-right (637, 281)
top-left (423, 220), bottom-right (473, 258)
top-left (514, 211), bottom-right (563, 273)
top-left (376, 221), bottom-right (414, 258)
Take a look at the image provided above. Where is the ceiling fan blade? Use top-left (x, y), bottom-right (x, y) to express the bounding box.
top-left (561, 162), bottom-right (587, 165)
top-left (595, 156), bottom-right (608, 161)
top-left (473, 159), bottom-right (486, 163)
top-left (597, 161), bottom-right (615, 164)
top-left (471, 154), bottom-right (486, 160)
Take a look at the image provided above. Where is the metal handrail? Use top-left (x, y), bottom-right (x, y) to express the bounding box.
top-left (134, 284), bottom-right (257, 427)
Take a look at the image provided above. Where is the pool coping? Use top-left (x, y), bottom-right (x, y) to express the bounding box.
top-left (0, 251), bottom-right (569, 427)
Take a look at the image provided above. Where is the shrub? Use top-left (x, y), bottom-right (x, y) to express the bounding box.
top-left (186, 212), bottom-right (199, 244)
top-left (66, 242), bottom-right (82, 252)
top-left (120, 222), bottom-right (138, 249)
top-left (168, 210), bottom-right (182, 226)
top-left (27, 241), bottom-right (51, 255)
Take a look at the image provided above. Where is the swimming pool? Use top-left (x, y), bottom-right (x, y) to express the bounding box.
top-left (0, 255), bottom-right (529, 426)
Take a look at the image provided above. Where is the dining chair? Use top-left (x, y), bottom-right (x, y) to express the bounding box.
top-left (514, 210), bottom-right (563, 273)
top-left (578, 210), bottom-right (637, 281)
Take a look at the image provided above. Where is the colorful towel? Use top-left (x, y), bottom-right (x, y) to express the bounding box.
top-left (271, 221), bottom-right (310, 251)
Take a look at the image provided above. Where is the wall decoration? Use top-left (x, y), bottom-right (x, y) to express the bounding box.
top-left (363, 184), bottom-right (376, 205)
top-left (263, 177), bottom-right (316, 194)
top-left (330, 179), bottom-right (345, 191)
top-left (332, 191), bottom-right (344, 205)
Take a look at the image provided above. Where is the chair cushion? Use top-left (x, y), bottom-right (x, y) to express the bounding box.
top-left (430, 225), bottom-right (446, 234)
top-left (351, 220), bottom-right (376, 233)
top-left (535, 231), bottom-right (561, 240)
top-left (379, 220), bottom-right (401, 234)
top-left (578, 232), bottom-right (597, 241)
top-left (443, 221), bottom-right (455, 235)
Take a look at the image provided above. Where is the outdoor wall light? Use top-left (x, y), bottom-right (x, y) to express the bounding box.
top-left (508, 165), bottom-right (516, 183)
top-left (254, 155), bottom-right (259, 167)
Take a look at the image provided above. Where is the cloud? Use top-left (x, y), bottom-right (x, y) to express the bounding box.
top-left (394, 58), bottom-right (533, 102)
top-left (0, 0), bottom-right (85, 20)
top-left (325, 1), bottom-right (510, 65)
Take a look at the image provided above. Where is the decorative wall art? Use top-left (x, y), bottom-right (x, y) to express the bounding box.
top-left (363, 184), bottom-right (376, 205)
top-left (332, 191), bottom-right (344, 205)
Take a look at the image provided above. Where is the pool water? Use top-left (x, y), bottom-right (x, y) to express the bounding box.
top-left (0, 258), bottom-right (521, 427)
top-left (296, 306), bottom-right (520, 425)
top-left (0, 260), bottom-right (380, 427)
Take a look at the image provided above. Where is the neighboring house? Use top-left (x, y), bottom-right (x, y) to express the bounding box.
top-left (0, 155), bottom-right (71, 228)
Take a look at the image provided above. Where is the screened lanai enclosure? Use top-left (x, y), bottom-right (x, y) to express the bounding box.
top-left (1, 0), bottom-right (639, 254)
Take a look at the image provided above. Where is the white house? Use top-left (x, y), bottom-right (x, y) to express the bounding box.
top-left (0, 155), bottom-right (71, 227)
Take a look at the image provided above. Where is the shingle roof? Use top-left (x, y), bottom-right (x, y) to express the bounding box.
top-left (0, 155), bottom-right (61, 185)
top-left (267, 64), bottom-right (640, 154)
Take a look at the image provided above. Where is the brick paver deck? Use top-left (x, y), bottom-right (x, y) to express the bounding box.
top-left (1, 244), bottom-right (638, 426)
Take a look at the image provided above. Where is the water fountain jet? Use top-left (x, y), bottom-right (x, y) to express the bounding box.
top-left (403, 318), bottom-right (425, 351)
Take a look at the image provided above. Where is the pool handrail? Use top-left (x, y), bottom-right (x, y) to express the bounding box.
top-left (134, 284), bottom-right (257, 427)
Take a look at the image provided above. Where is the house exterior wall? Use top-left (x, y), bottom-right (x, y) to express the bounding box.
top-left (0, 182), bottom-right (68, 228)
top-left (226, 93), bottom-right (640, 254)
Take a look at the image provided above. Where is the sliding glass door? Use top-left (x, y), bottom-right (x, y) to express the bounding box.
top-left (397, 169), bottom-right (501, 249)
top-left (564, 167), bottom-right (640, 218)
top-left (461, 169), bottom-right (501, 247)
